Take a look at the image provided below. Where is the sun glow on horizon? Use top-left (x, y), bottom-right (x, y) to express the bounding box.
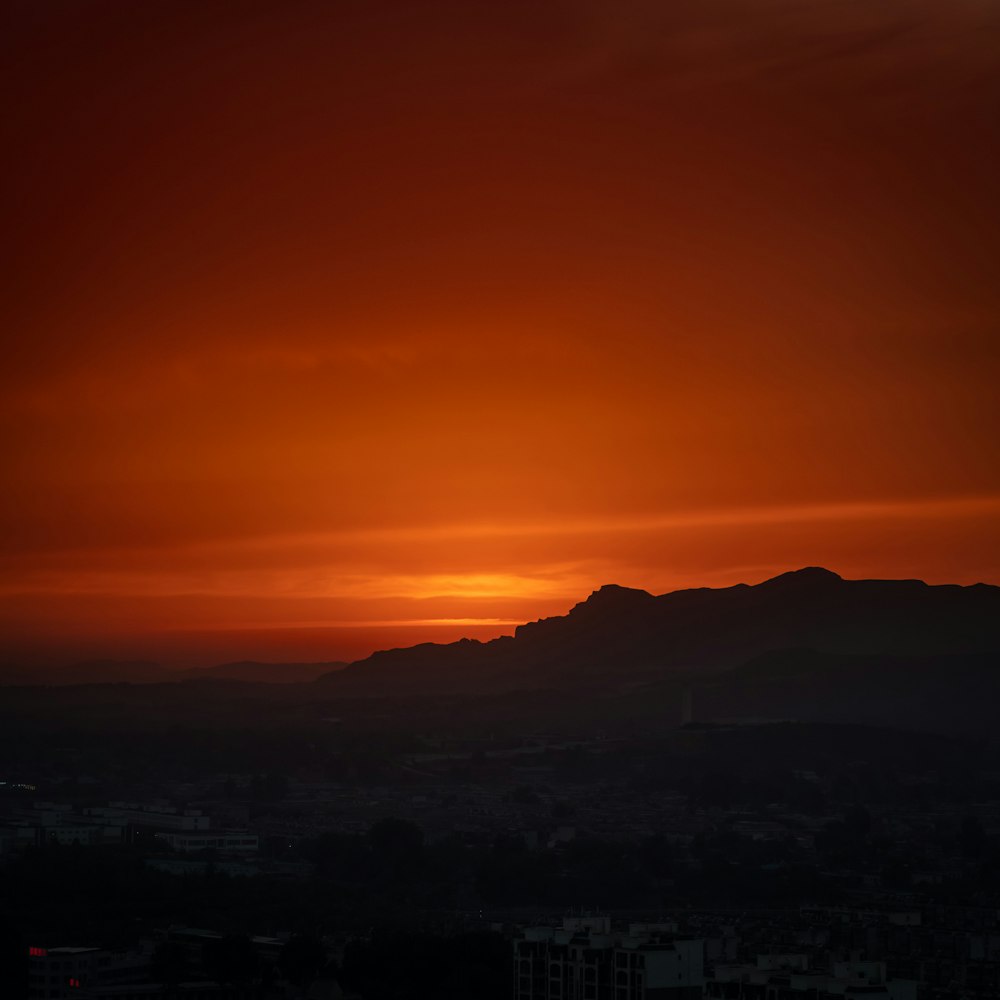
top-left (2, 0), bottom-right (998, 668)
top-left (174, 617), bottom-right (526, 633)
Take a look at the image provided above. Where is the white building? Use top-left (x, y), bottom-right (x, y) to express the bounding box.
top-left (705, 955), bottom-right (918, 1000)
top-left (154, 830), bottom-right (259, 853)
top-left (513, 916), bottom-right (703, 1000)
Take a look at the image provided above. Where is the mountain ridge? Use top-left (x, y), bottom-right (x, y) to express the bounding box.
top-left (317, 567), bottom-right (1000, 694)
top-left (3, 569), bottom-right (996, 692)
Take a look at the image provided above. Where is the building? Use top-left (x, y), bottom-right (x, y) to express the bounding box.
top-left (2, 801), bottom-right (204, 850)
top-left (27, 945), bottom-right (153, 999)
top-left (160, 927), bottom-right (285, 968)
top-left (513, 917), bottom-right (703, 1000)
top-left (154, 830), bottom-right (259, 853)
top-left (705, 955), bottom-right (918, 1000)
top-left (28, 939), bottom-right (275, 999)
top-left (102, 804), bottom-right (211, 831)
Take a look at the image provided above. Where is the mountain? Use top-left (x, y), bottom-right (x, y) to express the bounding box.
top-left (317, 567), bottom-right (1000, 697)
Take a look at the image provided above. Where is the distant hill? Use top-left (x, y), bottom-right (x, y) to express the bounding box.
top-left (5, 568), bottom-right (999, 736)
top-left (317, 567), bottom-right (1000, 698)
top-left (696, 647), bottom-right (1000, 733)
top-left (0, 660), bottom-right (172, 686)
top-left (180, 660), bottom-right (347, 684)
top-left (0, 659), bottom-right (347, 686)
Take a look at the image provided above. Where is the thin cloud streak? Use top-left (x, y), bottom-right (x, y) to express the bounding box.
top-left (0, 495), bottom-right (995, 603)
top-left (4, 493), bottom-right (996, 570)
top-left (175, 617), bottom-right (525, 633)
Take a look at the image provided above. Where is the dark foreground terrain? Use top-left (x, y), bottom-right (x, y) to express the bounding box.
top-left (3, 571), bottom-right (1000, 997)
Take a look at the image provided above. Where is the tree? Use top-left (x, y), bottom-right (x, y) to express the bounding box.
top-left (368, 818), bottom-right (424, 858)
top-left (0, 916), bottom-right (27, 1000)
top-left (202, 935), bottom-right (260, 986)
top-left (961, 816), bottom-right (986, 860)
top-left (844, 804), bottom-right (872, 843)
top-left (278, 935), bottom-right (328, 991)
top-left (150, 942), bottom-right (188, 997)
top-left (639, 834), bottom-right (673, 879)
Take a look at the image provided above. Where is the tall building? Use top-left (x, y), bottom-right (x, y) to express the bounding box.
top-left (513, 917), bottom-right (703, 1000)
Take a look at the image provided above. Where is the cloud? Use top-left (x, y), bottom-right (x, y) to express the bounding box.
top-left (2, 493), bottom-right (995, 596)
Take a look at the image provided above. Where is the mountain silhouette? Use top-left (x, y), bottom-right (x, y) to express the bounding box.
top-left (317, 568), bottom-right (1000, 696)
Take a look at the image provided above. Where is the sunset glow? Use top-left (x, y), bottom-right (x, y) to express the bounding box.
top-left (3, 0), bottom-right (998, 668)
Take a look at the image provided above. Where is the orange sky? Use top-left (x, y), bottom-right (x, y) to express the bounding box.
top-left (2, 0), bottom-right (999, 667)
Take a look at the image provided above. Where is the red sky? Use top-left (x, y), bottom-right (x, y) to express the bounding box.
top-left (2, 0), bottom-right (999, 667)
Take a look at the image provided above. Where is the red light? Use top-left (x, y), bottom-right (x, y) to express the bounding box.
top-left (68, 978), bottom-right (80, 988)
top-left (28, 947), bottom-right (48, 957)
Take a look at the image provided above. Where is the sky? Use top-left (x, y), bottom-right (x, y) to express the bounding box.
top-left (2, 0), bottom-right (999, 668)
